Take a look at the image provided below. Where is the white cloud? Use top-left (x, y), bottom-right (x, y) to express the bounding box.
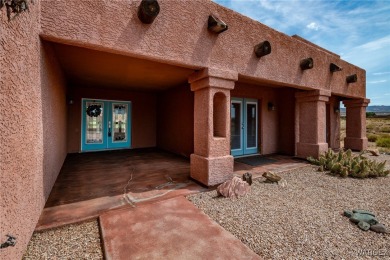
top-left (373, 72), bottom-right (390, 75)
top-left (306, 22), bottom-right (319, 31)
top-left (367, 80), bottom-right (387, 84)
top-left (359, 35), bottom-right (390, 52)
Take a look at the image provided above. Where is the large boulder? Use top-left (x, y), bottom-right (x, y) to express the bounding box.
top-left (217, 177), bottom-right (251, 198)
top-left (262, 171), bottom-right (282, 183)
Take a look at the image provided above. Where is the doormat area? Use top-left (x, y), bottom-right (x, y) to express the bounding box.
top-left (235, 156), bottom-right (277, 166)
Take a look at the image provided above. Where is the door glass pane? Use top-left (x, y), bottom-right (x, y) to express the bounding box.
top-left (231, 102), bottom-right (241, 150)
top-left (112, 103), bottom-right (128, 143)
top-left (85, 102), bottom-right (104, 144)
top-left (246, 103), bottom-right (257, 148)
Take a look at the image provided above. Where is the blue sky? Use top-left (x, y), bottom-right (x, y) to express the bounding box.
top-left (213, 0), bottom-right (390, 106)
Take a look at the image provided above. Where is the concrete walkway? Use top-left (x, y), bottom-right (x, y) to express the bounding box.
top-left (99, 196), bottom-right (261, 260)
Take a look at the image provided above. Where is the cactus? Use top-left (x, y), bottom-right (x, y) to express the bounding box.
top-left (307, 149), bottom-right (389, 178)
top-left (307, 156), bottom-right (320, 165)
top-left (340, 167), bottom-right (348, 177)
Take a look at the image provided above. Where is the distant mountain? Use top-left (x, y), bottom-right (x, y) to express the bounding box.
top-left (340, 106), bottom-right (390, 113)
top-left (366, 106), bottom-right (390, 112)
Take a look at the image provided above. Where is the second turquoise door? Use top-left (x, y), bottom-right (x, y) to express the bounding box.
top-left (231, 98), bottom-right (258, 156)
top-left (81, 99), bottom-right (131, 152)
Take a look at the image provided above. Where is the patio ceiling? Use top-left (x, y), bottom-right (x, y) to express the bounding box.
top-left (51, 42), bottom-right (195, 91)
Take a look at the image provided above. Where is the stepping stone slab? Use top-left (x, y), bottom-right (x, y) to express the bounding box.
top-left (99, 196), bottom-right (261, 260)
top-left (370, 223), bottom-right (389, 233)
top-left (350, 213), bottom-right (378, 225)
top-left (358, 221), bottom-right (371, 231)
top-left (352, 209), bottom-right (376, 217)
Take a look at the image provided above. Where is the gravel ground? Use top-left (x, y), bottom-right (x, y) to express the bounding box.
top-left (23, 220), bottom-right (103, 260)
top-left (187, 156), bottom-right (390, 259)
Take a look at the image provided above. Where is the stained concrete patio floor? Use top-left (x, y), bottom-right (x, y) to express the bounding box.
top-left (36, 151), bottom-right (307, 231)
top-left (99, 196), bottom-right (261, 260)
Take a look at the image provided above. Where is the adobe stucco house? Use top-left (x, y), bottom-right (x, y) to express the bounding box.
top-left (1, 0), bottom-right (369, 258)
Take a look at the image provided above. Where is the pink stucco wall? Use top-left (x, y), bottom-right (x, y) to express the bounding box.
top-left (1, 6), bottom-right (67, 259)
top-left (40, 42), bottom-right (68, 200)
top-left (40, 0), bottom-right (365, 100)
top-left (67, 86), bottom-right (157, 152)
top-left (157, 85), bottom-right (194, 158)
top-left (232, 83), bottom-right (280, 155)
top-left (1, 4), bottom-right (42, 260)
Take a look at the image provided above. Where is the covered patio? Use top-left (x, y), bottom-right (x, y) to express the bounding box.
top-left (36, 149), bottom-right (307, 231)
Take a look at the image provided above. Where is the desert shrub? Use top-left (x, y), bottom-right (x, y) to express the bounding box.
top-left (366, 112), bottom-right (376, 117)
top-left (367, 134), bottom-right (378, 142)
top-left (307, 149), bottom-right (389, 178)
top-left (376, 136), bottom-right (390, 148)
top-left (380, 126), bottom-right (390, 133)
top-left (366, 124), bottom-right (376, 130)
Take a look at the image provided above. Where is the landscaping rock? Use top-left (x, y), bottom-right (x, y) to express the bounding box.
top-left (370, 223), bottom-right (389, 233)
top-left (263, 172), bottom-right (282, 183)
top-left (217, 177), bottom-right (251, 198)
top-left (357, 221), bottom-right (371, 231)
top-left (242, 172), bottom-right (252, 186)
top-left (352, 209), bottom-right (376, 217)
top-left (343, 210), bottom-right (353, 218)
top-left (350, 213), bottom-right (379, 225)
top-left (367, 149), bottom-right (380, 156)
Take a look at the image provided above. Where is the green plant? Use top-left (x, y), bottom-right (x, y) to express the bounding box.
top-left (366, 112), bottom-right (376, 117)
top-left (380, 126), bottom-right (390, 133)
top-left (307, 149), bottom-right (389, 178)
top-left (367, 134), bottom-right (378, 142)
top-left (376, 136), bottom-right (390, 148)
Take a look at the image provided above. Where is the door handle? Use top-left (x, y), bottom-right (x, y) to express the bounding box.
top-left (241, 123), bottom-right (244, 129)
top-left (108, 121), bottom-right (112, 137)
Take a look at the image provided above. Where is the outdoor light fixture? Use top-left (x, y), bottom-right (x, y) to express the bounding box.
top-left (208, 15), bottom-right (228, 33)
top-left (137, 0), bottom-right (160, 24)
top-left (346, 74), bottom-right (357, 83)
top-left (268, 102), bottom-right (276, 111)
top-left (334, 107), bottom-right (340, 113)
top-left (330, 63), bottom-right (342, 72)
top-left (300, 58), bottom-right (314, 70)
top-left (254, 41), bottom-right (271, 58)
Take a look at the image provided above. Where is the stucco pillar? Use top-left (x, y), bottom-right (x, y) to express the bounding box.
top-left (342, 98), bottom-right (370, 151)
top-left (188, 68), bottom-right (238, 186)
top-left (328, 96), bottom-right (341, 150)
top-left (295, 90), bottom-right (330, 158)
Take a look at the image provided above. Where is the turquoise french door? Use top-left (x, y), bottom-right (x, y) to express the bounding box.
top-left (81, 99), bottom-right (131, 152)
top-left (231, 98), bottom-right (258, 156)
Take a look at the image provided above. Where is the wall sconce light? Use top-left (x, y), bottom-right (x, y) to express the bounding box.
top-left (254, 41), bottom-right (271, 58)
top-left (268, 102), bottom-right (276, 111)
top-left (137, 0), bottom-right (160, 24)
top-left (330, 63), bottom-right (342, 72)
top-left (67, 96), bottom-right (74, 105)
top-left (300, 58), bottom-right (314, 70)
top-left (208, 15), bottom-right (228, 33)
top-left (346, 74), bottom-right (357, 83)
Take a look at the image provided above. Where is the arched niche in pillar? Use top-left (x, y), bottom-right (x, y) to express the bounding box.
top-left (213, 92), bottom-right (227, 138)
